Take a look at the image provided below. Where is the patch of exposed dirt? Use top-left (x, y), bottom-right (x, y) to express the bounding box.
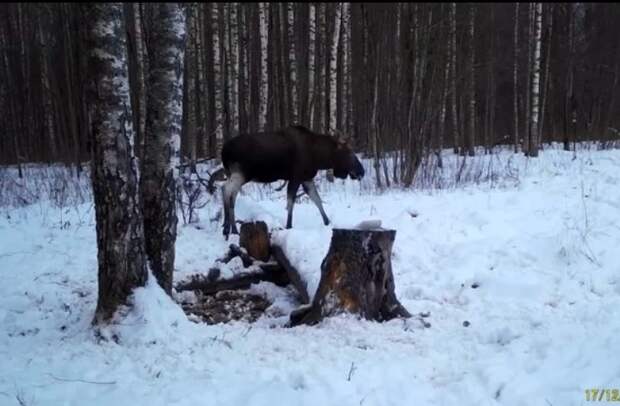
top-left (180, 290), bottom-right (271, 325)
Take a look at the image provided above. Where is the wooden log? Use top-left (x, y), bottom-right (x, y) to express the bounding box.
top-left (220, 244), bottom-right (255, 268)
top-left (175, 263), bottom-right (289, 295)
top-left (290, 228), bottom-right (411, 326)
top-left (239, 221), bottom-right (270, 262)
top-left (272, 245), bottom-right (310, 304)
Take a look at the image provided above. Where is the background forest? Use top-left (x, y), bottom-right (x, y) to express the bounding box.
top-left (2, 3), bottom-right (620, 187)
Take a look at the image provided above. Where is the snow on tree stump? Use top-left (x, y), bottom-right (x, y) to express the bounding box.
top-left (290, 227), bottom-right (411, 326)
top-left (239, 221), bottom-right (270, 262)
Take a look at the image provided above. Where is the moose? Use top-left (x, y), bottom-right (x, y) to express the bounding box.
top-left (218, 125), bottom-right (365, 238)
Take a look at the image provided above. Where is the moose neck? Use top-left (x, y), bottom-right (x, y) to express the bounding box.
top-left (310, 135), bottom-right (338, 170)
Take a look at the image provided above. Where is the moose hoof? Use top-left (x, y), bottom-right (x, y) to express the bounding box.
top-left (323, 218), bottom-right (331, 226)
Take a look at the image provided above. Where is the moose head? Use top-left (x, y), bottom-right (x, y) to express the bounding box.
top-left (332, 135), bottom-right (365, 181)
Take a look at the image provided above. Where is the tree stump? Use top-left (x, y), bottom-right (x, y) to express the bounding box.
top-left (239, 221), bottom-right (270, 262)
top-left (290, 228), bottom-right (411, 326)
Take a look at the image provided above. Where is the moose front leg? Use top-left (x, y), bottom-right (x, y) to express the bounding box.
top-left (302, 181), bottom-right (330, 226)
top-left (286, 181), bottom-right (300, 229)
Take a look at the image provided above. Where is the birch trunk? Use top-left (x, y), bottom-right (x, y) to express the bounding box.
top-left (340, 2), bottom-right (350, 134)
top-left (212, 3), bottom-right (223, 156)
top-left (194, 5), bottom-right (205, 159)
top-left (183, 6), bottom-right (197, 165)
top-left (467, 4), bottom-right (476, 157)
top-left (141, 3), bottom-right (185, 294)
top-left (344, 2), bottom-right (353, 136)
top-left (438, 8), bottom-right (450, 168)
top-left (237, 3), bottom-right (248, 134)
top-left (258, 2), bottom-right (269, 130)
top-left (287, 3), bottom-right (298, 123)
top-left (513, 3), bottom-right (520, 153)
top-left (87, 2), bottom-right (147, 324)
top-left (539, 4), bottom-right (553, 148)
top-left (229, 3), bottom-right (239, 134)
top-left (524, 3), bottom-right (533, 153)
top-left (328, 3), bottom-right (342, 132)
top-left (528, 2), bottom-right (543, 157)
top-left (307, 3), bottom-right (316, 126)
top-left (450, 2), bottom-right (459, 154)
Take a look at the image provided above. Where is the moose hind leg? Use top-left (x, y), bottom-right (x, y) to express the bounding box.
top-left (229, 188), bottom-right (240, 235)
top-left (221, 186), bottom-right (230, 237)
top-left (223, 170), bottom-right (245, 236)
top-left (302, 181), bottom-right (330, 226)
top-left (286, 182), bottom-right (300, 229)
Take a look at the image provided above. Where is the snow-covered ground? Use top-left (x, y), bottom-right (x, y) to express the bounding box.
top-left (1, 146), bottom-right (620, 406)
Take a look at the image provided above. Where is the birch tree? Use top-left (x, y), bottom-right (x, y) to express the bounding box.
top-left (287, 3), bottom-right (298, 123)
top-left (125, 3), bottom-right (146, 161)
top-left (438, 5), bottom-right (450, 167)
top-left (328, 3), bottom-right (342, 132)
top-left (450, 2), bottom-right (459, 154)
top-left (528, 2), bottom-right (543, 157)
top-left (467, 4), bottom-right (476, 156)
top-left (513, 2), bottom-right (520, 153)
top-left (228, 3), bottom-right (239, 134)
top-left (182, 5), bottom-right (197, 166)
top-left (87, 2), bottom-right (147, 324)
top-left (212, 3), bottom-right (224, 155)
top-left (141, 3), bottom-right (185, 294)
top-left (307, 3), bottom-right (316, 126)
top-left (258, 2), bottom-right (269, 130)
top-left (539, 4), bottom-right (553, 147)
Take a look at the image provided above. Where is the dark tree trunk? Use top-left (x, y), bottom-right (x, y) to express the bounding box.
top-left (141, 3), bottom-right (185, 294)
top-left (290, 228), bottom-right (410, 326)
top-left (86, 2), bottom-right (147, 325)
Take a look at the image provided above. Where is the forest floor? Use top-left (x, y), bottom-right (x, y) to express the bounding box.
top-left (1, 145), bottom-right (620, 406)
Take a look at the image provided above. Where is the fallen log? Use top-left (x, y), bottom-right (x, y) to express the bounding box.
top-left (272, 245), bottom-right (310, 304)
top-left (290, 227), bottom-right (411, 326)
top-left (176, 264), bottom-right (289, 294)
top-left (220, 244), bottom-right (255, 267)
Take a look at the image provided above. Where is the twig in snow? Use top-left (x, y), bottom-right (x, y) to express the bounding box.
top-left (347, 362), bottom-right (357, 381)
top-left (46, 373), bottom-right (116, 385)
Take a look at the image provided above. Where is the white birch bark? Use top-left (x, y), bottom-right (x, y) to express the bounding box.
top-left (133, 3), bottom-right (146, 159)
top-left (287, 3), bottom-right (298, 123)
top-left (468, 4), bottom-right (476, 156)
top-left (229, 3), bottom-right (239, 133)
top-left (450, 2), bottom-right (459, 153)
top-left (539, 4), bottom-right (553, 146)
top-left (212, 3), bottom-right (223, 154)
top-left (328, 2), bottom-right (342, 132)
top-left (258, 2), bottom-right (269, 131)
top-left (524, 3), bottom-right (533, 153)
top-left (438, 8), bottom-right (450, 166)
top-left (307, 3), bottom-right (316, 126)
top-left (513, 2), bottom-right (519, 153)
top-left (341, 2), bottom-right (350, 134)
top-left (142, 3), bottom-right (185, 293)
top-left (194, 6), bottom-right (205, 160)
top-left (87, 3), bottom-right (147, 324)
top-left (529, 2), bottom-right (543, 156)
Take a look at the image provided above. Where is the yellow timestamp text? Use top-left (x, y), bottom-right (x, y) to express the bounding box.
top-left (585, 389), bottom-right (620, 402)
